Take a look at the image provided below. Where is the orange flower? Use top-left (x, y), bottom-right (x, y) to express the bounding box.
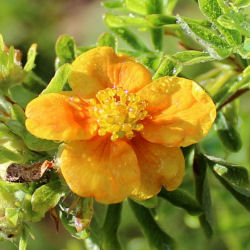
top-left (25, 47), bottom-right (216, 204)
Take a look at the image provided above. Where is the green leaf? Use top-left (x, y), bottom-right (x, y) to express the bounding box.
top-left (23, 72), bottom-right (47, 94)
top-left (205, 154), bottom-right (249, 187)
top-left (97, 32), bottom-right (117, 49)
top-left (159, 188), bottom-right (203, 216)
top-left (162, 0), bottom-right (178, 14)
top-left (193, 153), bottom-right (213, 238)
top-left (214, 69), bottom-right (250, 107)
top-left (31, 174), bottom-right (64, 217)
top-left (5, 208), bottom-right (21, 226)
top-left (137, 52), bottom-right (164, 71)
top-left (145, 0), bottom-right (164, 50)
top-left (42, 64), bottom-right (71, 94)
top-left (215, 111), bottom-right (242, 152)
top-left (221, 100), bottom-right (239, 127)
top-left (102, 204), bottom-right (122, 250)
top-left (55, 35), bottom-right (77, 67)
top-left (125, 0), bottom-right (147, 15)
top-left (0, 95), bottom-right (12, 115)
top-left (177, 17), bottom-right (232, 59)
top-left (153, 55), bottom-right (183, 80)
top-left (59, 208), bottom-right (89, 240)
top-left (8, 85), bottom-right (37, 108)
top-left (146, 14), bottom-right (177, 27)
top-left (59, 198), bottom-right (93, 241)
top-left (23, 132), bottom-right (59, 152)
top-left (11, 104), bottom-right (26, 125)
top-left (24, 43), bottom-right (37, 72)
top-left (173, 50), bottom-right (213, 65)
top-left (19, 227), bottom-right (27, 250)
top-left (217, 13), bottom-right (250, 37)
top-left (0, 146), bottom-right (22, 162)
top-left (6, 119), bottom-right (59, 151)
top-left (132, 196), bottom-right (158, 208)
top-left (102, 0), bottom-right (126, 12)
top-left (205, 155), bottom-right (250, 211)
top-left (198, 0), bottom-right (242, 46)
top-left (234, 0), bottom-right (250, 8)
top-left (105, 24), bottom-right (150, 52)
top-left (104, 13), bottom-right (148, 28)
top-left (129, 199), bottom-right (176, 250)
top-left (5, 120), bottom-right (25, 138)
top-left (238, 38), bottom-right (250, 59)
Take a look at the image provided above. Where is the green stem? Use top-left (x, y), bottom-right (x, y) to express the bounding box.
top-left (102, 203), bottom-right (122, 250)
top-left (128, 199), bottom-right (176, 250)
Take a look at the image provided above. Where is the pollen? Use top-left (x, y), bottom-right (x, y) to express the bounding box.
top-left (90, 87), bottom-right (148, 141)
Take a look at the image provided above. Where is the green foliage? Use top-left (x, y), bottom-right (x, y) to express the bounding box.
top-left (31, 174), bottom-right (65, 217)
top-left (129, 199), bottom-right (176, 250)
top-left (0, 0), bottom-right (250, 249)
top-left (159, 188), bottom-right (202, 215)
top-left (55, 35), bottom-right (77, 69)
top-left (42, 64), bottom-right (71, 94)
top-left (193, 152), bottom-right (213, 238)
top-left (97, 32), bottom-right (118, 50)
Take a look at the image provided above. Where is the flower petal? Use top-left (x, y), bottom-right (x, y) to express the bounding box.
top-left (69, 47), bottom-right (151, 98)
top-left (138, 77), bottom-right (216, 147)
top-left (60, 137), bottom-right (140, 204)
top-left (130, 136), bottom-right (185, 200)
top-left (25, 92), bottom-right (97, 141)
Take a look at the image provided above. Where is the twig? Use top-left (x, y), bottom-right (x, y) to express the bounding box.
top-left (217, 88), bottom-right (250, 111)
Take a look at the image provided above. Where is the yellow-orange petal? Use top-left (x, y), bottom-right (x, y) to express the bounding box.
top-left (60, 137), bottom-right (140, 204)
top-left (25, 92), bottom-right (97, 141)
top-left (138, 76), bottom-right (216, 147)
top-left (69, 47), bottom-right (152, 98)
top-left (130, 135), bottom-right (185, 200)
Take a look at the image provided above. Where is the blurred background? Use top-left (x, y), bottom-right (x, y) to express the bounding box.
top-left (0, 0), bottom-right (250, 249)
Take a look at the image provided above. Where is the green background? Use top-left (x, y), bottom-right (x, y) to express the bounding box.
top-left (0, 0), bottom-right (250, 249)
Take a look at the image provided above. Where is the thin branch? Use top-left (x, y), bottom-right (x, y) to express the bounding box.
top-left (217, 88), bottom-right (250, 111)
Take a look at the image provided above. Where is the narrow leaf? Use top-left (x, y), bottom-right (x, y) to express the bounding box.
top-left (105, 26), bottom-right (150, 52)
top-left (23, 72), bottom-right (47, 94)
top-left (198, 0), bottom-right (242, 46)
top-left (129, 199), bottom-right (176, 250)
top-left (102, 0), bottom-right (125, 10)
top-left (159, 188), bottom-right (203, 215)
top-left (205, 155), bottom-right (250, 211)
top-left (104, 13), bottom-right (148, 28)
top-left (31, 174), bottom-right (64, 217)
top-left (173, 51), bottom-right (213, 65)
top-left (8, 85), bottom-right (37, 108)
top-left (137, 52), bottom-right (164, 72)
top-left (55, 35), bottom-right (76, 67)
top-left (11, 104), bottom-right (26, 125)
top-left (204, 154), bottom-right (249, 187)
top-left (125, 0), bottom-right (147, 15)
top-left (97, 32), bottom-right (117, 49)
top-left (102, 203), bottom-right (122, 250)
top-left (215, 111), bottom-right (242, 152)
top-left (42, 64), bottom-right (71, 95)
top-left (177, 16), bottom-right (232, 59)
top-left (153, 55), bottom-right (182, 80)
top-left (234, 0), bottom-right (250, 8)
top-left (146, 14), bottom-right (177, 27)
top-left (19, 228), bottom-right (27, 250)
top-left (132, 196), bottom-right (158, 208)
top-left (193, 152), bottom-right (213, 238)
top-left (24, 43), bottom-right (37, 72)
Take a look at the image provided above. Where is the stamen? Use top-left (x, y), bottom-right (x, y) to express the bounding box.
top-left (90, 87), bottom-right (148, 141)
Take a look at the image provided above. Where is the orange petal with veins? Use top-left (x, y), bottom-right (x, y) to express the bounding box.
top-left (60, 137), bottom-right (140, 204)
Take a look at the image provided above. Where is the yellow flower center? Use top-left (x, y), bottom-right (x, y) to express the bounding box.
top-left (90, 87), bottom-right (148, 141)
